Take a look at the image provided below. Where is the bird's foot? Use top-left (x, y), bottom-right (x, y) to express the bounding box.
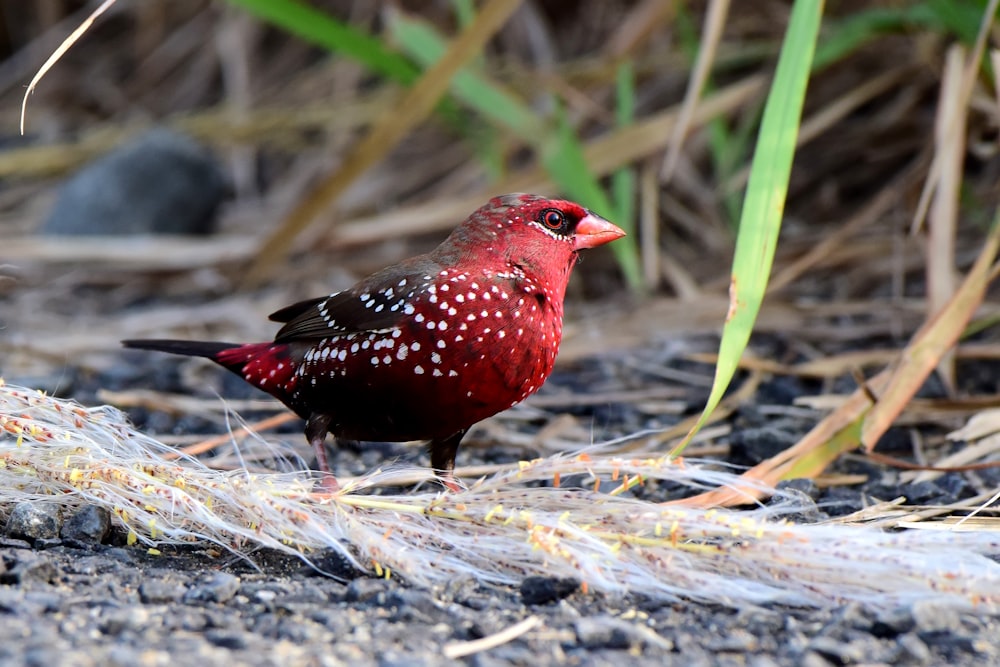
top-left (313, 472), bottom-right (341, 495)
top-left (438, 472), bottom-right (463, 493)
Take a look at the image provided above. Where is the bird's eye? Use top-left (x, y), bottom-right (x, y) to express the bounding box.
top-left (540, 209), bottom-right (566, 231)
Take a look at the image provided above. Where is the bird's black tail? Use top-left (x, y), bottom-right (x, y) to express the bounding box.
top-left (122, 339), bottom-right (240, 360)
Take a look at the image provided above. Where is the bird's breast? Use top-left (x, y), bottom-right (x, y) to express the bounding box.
top-left (282, 268), bottom-right (565, 440)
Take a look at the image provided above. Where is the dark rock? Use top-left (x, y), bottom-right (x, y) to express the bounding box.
top-left (817, 486), bottom-right (866, 517)
top-left (43, 127), bottom-right (228, 236)
top-left (303, 548), bottom-right (366, 581)
top-left (756, 375), bottom-right (814, 406)
top-left (182, 572), bottom-right (241, 604)
top-left (61, 506), bottom-right (111, 543)
top-left (32, 537), bottom-right (63, 550)
top-left (0, 536), bottom-right (32, 549)
top-left (901, 481), bottom-right (946, 504)
top-left (5, 502), bottom-right (61, 542)
top-left (729, 426), bottom-right (799, 465)
top-left (872, 607), bottom-right (916, 637)
top-left (520, 575), bottom-right (579, 605)
top-left (205, 630), bottom-right (249, 650)
top-left (345, 577), bottom-right (390, 603)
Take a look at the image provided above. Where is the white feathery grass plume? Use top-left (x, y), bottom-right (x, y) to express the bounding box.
top-left (1, 379), bottom-right (999, 611)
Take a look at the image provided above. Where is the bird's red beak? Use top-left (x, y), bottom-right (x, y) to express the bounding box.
top-left (574, 212), bottom-right (627, 250)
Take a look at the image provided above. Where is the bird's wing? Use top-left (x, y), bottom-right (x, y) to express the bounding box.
top-left (270, 288), bottom-right (406, 342)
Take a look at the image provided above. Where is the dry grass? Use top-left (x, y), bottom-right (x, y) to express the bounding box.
top-left (1, 0), bottom-right (1000, 606)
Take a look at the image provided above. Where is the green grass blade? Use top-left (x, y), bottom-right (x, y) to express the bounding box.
top-left (387, 12), bottom-right (545, 140)
top-left (672, 0), bottom-right (824, 455)
top-left (226, 0), bottom-right (419, 84)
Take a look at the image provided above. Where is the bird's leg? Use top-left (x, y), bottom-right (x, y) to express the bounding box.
top-left (305, 413), bottom-right (339, 492)
top-left (430, 429), bottom-right (467, 492)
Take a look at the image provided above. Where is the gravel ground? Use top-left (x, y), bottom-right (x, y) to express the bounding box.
top-left (3, 346), bottom-right (1000, 666)
top-left (2, 534), bottom-right (997, 667)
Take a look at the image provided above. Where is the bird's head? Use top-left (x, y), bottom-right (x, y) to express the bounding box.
top-left (447, 194), bottom-right (625, 278)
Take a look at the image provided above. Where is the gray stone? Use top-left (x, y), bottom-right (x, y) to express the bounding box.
top-left (60, 505), bottom-right (111, 543)
top-left (183, 572), bottom-right (241, 604)
top-left (5, 502), bottom-right (61, 541)
top-left (140, 578), bottom-right (184, 604)
top-left (573, 616), bottom-right (633, 649)
top-left (43, 127), bottom-right (228, 236)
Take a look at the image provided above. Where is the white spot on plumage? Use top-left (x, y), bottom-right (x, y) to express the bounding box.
top-left (455, 294), bottom-right (465, 303)
top-left (437, 340), bottom-right (446, 349)
top-left (404, 303), bottom-right (415, 315)
top-left (431, 352), bottom-right (441, 364)
top-left (448, 307), bottom-right (457, 316)
top-left (414, 365), bottom-right (425, 375)
top-left (351, 343), bottom-right (359, 353)
top-left (338, 350), bottom-right (346, 361)
top-left (433, 369), bottom-right (443, 377)
top-left (449, 370), bottom-right (458, 377)
top-left (371, 357), bottom-right (379, 366)
top-left (411, 342), bottom-right (421, 352)
top-left (415, 313), bottom-right (425, 323)
top-left (397, 345), bottom-right (409, 360)
top-left (383, 355), bottom-right (392, 364)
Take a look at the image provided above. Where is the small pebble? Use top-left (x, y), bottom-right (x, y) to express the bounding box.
top-left (5, 502), bottom-right (61, 542)
top-left (183, 572), bottom-right (241, 604)
top-left (573, 616), bottom-right (633, 649)
top-left (61, 505), bottom-right (111, 543)
top-left (520, 575), bottom-right (579, 605)
top-left (140, 578), bottom-right (184, 604)
top-left (345, 577), bottom-right (390, 603)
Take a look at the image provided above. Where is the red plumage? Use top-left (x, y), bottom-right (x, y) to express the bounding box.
top-left (123, 193), bottom-right (625, 491)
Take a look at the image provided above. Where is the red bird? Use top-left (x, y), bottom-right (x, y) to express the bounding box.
top-left (124, 194), bottom-right (625, 491)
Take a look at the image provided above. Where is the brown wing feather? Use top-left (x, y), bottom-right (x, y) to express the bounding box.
top-left (271, 255), bottom-right (444, 343)
top-left (269, 296), bottom-right (326, 323)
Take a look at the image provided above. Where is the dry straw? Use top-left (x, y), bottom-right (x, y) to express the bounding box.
top-left (1, 378), bottom-right (998, 610)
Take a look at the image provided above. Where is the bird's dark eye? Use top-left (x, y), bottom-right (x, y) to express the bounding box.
top-left (540, 208), bottom-right (567, 231)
